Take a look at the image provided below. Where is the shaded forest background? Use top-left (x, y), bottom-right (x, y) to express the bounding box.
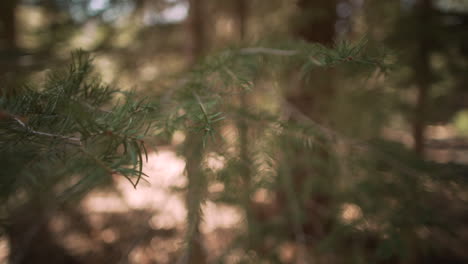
top-left (1, 0), bottom-right (468, 263)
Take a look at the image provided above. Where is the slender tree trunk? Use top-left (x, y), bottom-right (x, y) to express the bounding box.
top-left (180, 0), bottom-right (207, 263)
top-left (412, 0), bottom-right (432, 157)
top-left (0, 0), bottom-right (18, 96)
top-left (296, 0), bottom-right (337, 44)
top-left (236, 0), bottom-right (247, 40)
top-left (289, 0), bottom-right (337, 191)
top-left (288, 0), bottom-right (337, 120)
top-left (187, 0), bottom-right (206, 66)
top-left (7, 199), bottom-right (80, 264)
top-left (0, 0), bottom-right (18, 52)
top-left (234, 0), bottom-right (257, 249)
top-left (182, 136), bottom-right (207, 264)
top-left (283, 1), bottom-right (337, 262)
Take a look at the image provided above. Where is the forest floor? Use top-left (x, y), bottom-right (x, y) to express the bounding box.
top-left (76, 147), bottom-right (243, 263)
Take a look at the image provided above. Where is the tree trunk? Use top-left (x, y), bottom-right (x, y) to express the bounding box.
top-left (180, 0), bottom-right (208, 263)
top-left (0, 0), bottom-right (19, 96)
top-left (187, 0), bottom-right (206, 66)
top-left (234, 0), bottom-right (258, 249)
top-left (7, 200), bottom-right (81, 264)
top-left (296, 0), bottom-right (337, 44)
top-left (412, 0), bottom-right (433, 157)
top-left (0, 0), bottom-right (18, 52)
top-left (289, 0), bottom-right (337, 120)
top-left (281, 1), bottom-right (338, 262)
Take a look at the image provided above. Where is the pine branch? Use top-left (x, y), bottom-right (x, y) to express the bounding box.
top-left (10, 113), bottom-right (82, 145)
top-left (0, 50), bottom-right (159, 201)
top-left (240, 47), bottom-right (299, 56)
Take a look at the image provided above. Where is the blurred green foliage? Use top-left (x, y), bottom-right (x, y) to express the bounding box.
top-left (1, 1), bottom-right (468, 264)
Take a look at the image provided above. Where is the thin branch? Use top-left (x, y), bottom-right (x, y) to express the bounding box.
top-left (240, 47), bottom-right (299, 56)
top-left (223, 66), bottom-right (240, 82)
top-left (281, 99), bottom-right (337, 140)
top-left (12, 116), bottom-right (82, 145)
top-left (72, 99), bottom-right (112, 114)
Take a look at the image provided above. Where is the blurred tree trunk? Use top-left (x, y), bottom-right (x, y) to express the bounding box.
top-left (235, 0), bottom-right (247, 40)
top-left (234, 0), bottom-right (258, 250)
top-left (0, 0), bottom-right (19, 96)
top-left (412, 0), bottom-right (433, 157)
top-left (281, 0), bottom-right (338, 262)
top-left (0, 0), bottom-right (18, 52)
top-left (289, 0), bottom-right (337, 120)
top-left (187, 0), bottom-right (206, 65)
top-left (289, 0), bottom-right (338, 200)
top-left (181, 0), bottom-right (207, 263)
top-left (7, 199), bottom-right (80, 264)
top-left (296, 0), bottom-right (337, 44)
top-left (1, 4), bottom-right (78, 262)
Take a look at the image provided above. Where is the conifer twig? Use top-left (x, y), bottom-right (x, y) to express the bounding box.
top-left (12, 115), bottom-right (82, 145)
top-left (193, 92), bottom-right (209, 124)
top-left (240, 47), bottom-right (299, 56)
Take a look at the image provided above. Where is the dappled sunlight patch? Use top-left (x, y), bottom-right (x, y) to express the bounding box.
top-left (149, 207), bottom-right (185, 230)
top-left (279, 241), bottom-right (297, 263)
top-left (129, 246), bottom-right (146, 263)
top-left (171, 130), bottom-right (186, 145)
top-left (63, 232), bottom-right (95, 255)
top-left (150, 237), bottom-right (180, 263)
top-left (253, 188), bottom-right (275, 204)
top-left (201, 201), bottom-right (243, 233)
top-left (381, 127), bottom-right (413, 147)
top-left (83, 193), bottom-right (129, 213)
top-left (94, 55), bottom-right (119, 84)
top-left (427, 124), bottom-right (457, 140)
top-left (340, 203), bottom-right (363, 224)
top-left (205, 152), bottom-right (226, 172)
top-left (78, 148), bottom-right (243, 262)
top-left (208, 182), bottom-right (225, 193)
top-left (100, 228), bottom-right (119, 243)
top-left (139, 63), bottom-right (160, 81)
top-left (0, 238), bottom-right (9, 264)
top-left (114, 149), bottom-right (186, 211)
top-left (142, 149), bottom-right (187, 188)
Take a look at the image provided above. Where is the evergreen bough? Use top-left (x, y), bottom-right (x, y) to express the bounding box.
top-left (1, 40), bottom-right (465, 263)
